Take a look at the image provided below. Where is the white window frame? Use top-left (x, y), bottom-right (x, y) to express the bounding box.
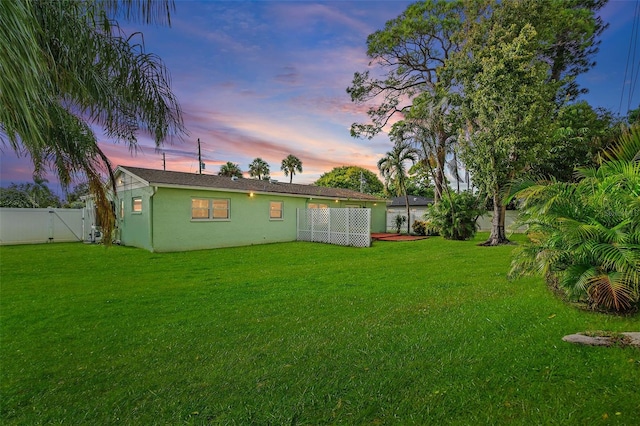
top-left (269, 201), bottom-right (283, 220)
top-left (191, 198), bottom-right (210, 220)
top-left (132, 197), bottom-right (142, 213)
top-left (191, 198), bottom-right (230, 221)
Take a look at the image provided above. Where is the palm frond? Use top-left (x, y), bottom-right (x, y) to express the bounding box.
top-left (587, 273), bottom-right (633, 311)
top-left (0, 1), bottom-right (51, 150)
top-left (601, 125), bottom-right (640, 163)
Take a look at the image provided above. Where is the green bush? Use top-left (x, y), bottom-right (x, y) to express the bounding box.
top-left (393, 214), bottom-right (407, 234)
top-left (426, 191), bottom-right (483, 240)
top-left (412, 220), bottom-right (427, 235)
top-left (412, 219), bottom-right (439, 236)
top-left (509, 127), bottom-right (640, 312)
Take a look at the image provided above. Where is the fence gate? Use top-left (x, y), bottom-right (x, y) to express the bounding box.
top-left (0, 208), bottom-right (85, 245)
top-left (296, 208), bottom-right (371, 247)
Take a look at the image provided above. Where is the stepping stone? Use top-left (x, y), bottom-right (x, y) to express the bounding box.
top-left (563, 332), bottom-right (640, 347)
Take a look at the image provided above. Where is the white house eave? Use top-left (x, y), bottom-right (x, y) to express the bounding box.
top-left (115, 166), bottom-right (150, 187)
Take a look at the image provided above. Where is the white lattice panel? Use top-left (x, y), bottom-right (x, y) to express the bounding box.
top-left (297, 208), bottom-right (370, 247)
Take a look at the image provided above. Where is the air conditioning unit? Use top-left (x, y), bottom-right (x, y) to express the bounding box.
top-left (90, 225), bottom-right (102, 243)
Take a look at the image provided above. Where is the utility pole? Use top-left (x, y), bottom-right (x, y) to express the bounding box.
top-left (162, 152), bottom-right (166, 171)
top-left (197, 138), bottom-right (202, 174)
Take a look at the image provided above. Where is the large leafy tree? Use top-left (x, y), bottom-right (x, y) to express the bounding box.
top-left (0, 0), bottom-right (185, 242)
top-left (347, 0), bottom-right (466, 139)
top-left (529, 102), bottom-right (622, 182)
top-left (509, 127), bottom-right (640, 312)
top-left (281, 155), bottom-right (303, 184)
top-left (453, 0), bottom-right (605, 246)
top-left (378, 141), bottom-right (419, 233)
top-left (349, 0), bottom-right (606, 244)
top-left (456, 21), bottom-right (558, 246)
top-left (406, 162), bottom-right (436, 198)
top-left (347, 0), bottom-right (467, 201)
top-left (218, 162), bottom-right (243, 178)
top-left (248, 158), bottom-right (270, 180)
top-left (314, 166), bottom-right (384, 195)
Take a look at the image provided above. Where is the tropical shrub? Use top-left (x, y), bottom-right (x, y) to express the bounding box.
top-left (412, 219), bottom-right (439, 236)
top-left (509, 127), bottom-right (640, 312)
top-left (426, 191), bottom-right (483, 240)
top-left (393, 214), bottom-right (407, 234)
top-left (412, 220), bottom-right (427, 236)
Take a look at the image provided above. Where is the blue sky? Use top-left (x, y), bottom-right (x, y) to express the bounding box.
top-left (2, 0), bottom-right (639, 190)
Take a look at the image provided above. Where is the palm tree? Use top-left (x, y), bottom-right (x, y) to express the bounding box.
top-left (401, 93), bottom-right (460, 203)
top-left (281, 155), bottom-right (303, 183)
top-left (378, 141), bottom-right (419, 234)
top-left (218, 162), bottom-right (243, 178)
top-left (509, 126), bottom-right (640, 312)
top-left (248, 158), bottom-right (270, 180)
top-left (0, 1), bottom-right (184, 243)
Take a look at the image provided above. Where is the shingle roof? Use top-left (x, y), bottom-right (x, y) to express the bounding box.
top-left (389, 195), bottom-right (434, 207)
top-left (117, 166), bottom-right (383, 201)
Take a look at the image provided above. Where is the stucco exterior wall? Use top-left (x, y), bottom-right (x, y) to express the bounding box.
top-left (149, 187), bottom-right (302, 252)
top-left (116, 187), bottom-right (154, 250)
top-left (369, 202), bottom-right (387, 233)
top-left (117, 186), bottom-right (386, 252)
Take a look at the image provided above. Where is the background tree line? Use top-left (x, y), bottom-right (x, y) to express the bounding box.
top-left (348, 0), bottom-right (621, 246)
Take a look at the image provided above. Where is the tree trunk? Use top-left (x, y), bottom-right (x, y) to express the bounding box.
top-left (405, 193), bottom-right (411, 234)
top-left (482, 191), bottom-right (510, 246)
top-left (453, 150), bottom-right (460, 193)
top-left (434, 142), bottom-right (446, 204)
top-left (434, 167), bottom-right (443, 204)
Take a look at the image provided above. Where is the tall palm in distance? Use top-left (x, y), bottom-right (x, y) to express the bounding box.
top-left (248, 158), bottom-right (270, 180)
top-left (378, 141), bottom-right (419, 234)
top-left (218, 162), bottom-right (243, 178)
top-left (281, 155), bottom-right (303, 184)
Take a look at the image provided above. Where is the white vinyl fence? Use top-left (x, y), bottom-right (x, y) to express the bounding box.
top-left (0, 208), bottom-right (89, 245)
top-left (297, 208), bottom-right (371, 248)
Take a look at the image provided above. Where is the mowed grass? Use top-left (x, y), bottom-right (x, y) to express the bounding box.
top-left (1, 235), bottom-right (639, 425)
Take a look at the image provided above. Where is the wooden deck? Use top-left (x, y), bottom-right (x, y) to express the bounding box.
top-left (371, 233), bottom-right (429, 241)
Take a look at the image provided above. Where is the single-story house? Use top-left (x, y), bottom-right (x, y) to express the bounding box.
top-left (114, 166), bottom-right (387, 252)
top-left (386, 195), bottom-right (434, 232)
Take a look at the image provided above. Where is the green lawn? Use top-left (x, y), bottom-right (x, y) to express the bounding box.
top-left (1, 235), bottom-right (639, 424)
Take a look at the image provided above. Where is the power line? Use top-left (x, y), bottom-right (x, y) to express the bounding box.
top-left (620, 0), bottom-right (640, 114)
top-left (628, 0), bottom-right (640, 112)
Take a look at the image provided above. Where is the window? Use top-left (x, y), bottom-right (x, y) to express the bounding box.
top-left (191, 198), bottom-right (210, 219)
top-left (270, 201), bottom-right (283, 219)
top-left (132, 197), bottom-right (142, 213)
top-left (212, 199), bottom-right (229, 219)
top-left (308, 203), bottom-right (328, 209)
top-left (192, 198), bottom-right (229, 220)
top-left (119, 199), bottom-right (124, 218)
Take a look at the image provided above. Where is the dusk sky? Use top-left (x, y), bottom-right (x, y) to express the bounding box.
top-left (1, 0), bottom-right (639, 191)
